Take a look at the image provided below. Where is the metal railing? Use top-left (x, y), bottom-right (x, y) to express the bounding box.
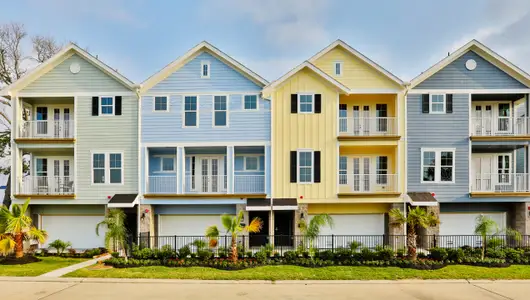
top-left (147, 175), bottom-right (266, 194)
top-left (19, 120), bottom-right (74, 139)
top-left (471, 117), bottom-right (528, 136)
top-left (338, 117), bottom-right (397, 136)
top-left (18, 176), bottom-right (75, 195)
top-left (148, 176), bottom-right (177, 194)
top-left (338, 173), bottom-right (398, 193)
top-left (234, 175), bottom-right (265, 193)
top-left (472, 173), bottom-right (530, 193)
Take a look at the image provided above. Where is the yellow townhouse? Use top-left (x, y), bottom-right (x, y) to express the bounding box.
top-left (262, 40), bottom-right (407, 247)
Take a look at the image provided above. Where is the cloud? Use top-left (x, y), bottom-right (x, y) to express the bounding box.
top-left (237, 57), bottom-right (307, 82)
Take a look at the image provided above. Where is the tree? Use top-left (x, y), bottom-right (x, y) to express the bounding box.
top-left (96, 209), bottom-right (128, 254)
top-left (0, 22), bottom-right (62, 208)
top-left (297, 214), bottom-right (334, 256)
top-left (389, 206), bottom-right (440, 260)
top-left (205, 211), bottom-right (262, 263)
top-left (474, 215), bottom-right (522, 260)
top-left (0, 198), bottom-right (47, 258)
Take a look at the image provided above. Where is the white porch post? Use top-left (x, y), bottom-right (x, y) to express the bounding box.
top-left (514, 149), bottom-right (517, 192)
top-left (265, 145), bottom-right (271, 196)
top-left (227, 146), bottom-right (234, 194)
top-left (177, 146), bottom-right (184, 194)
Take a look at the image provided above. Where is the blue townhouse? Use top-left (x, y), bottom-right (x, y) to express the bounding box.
top-left (407, 40), bottom-right (530, 243)
top-left (138, 42), bottom-right (271, 246)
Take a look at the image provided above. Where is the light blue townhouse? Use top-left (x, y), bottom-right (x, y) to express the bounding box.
top-left (138, 42), bottom-right (271, 244)
top-left (407, 40), bottom-right (530, 240)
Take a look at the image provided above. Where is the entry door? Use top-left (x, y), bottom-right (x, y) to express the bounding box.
top-left (53, 108), bottom-right (71, 138)
top-left (198, 157), bottom-right (225, 193)
top-left (473, 104), bottom-right (493, 135)
top-left (352, 106), bottom-right (371, 135)
top-left (497, 103), bottom-right (511, 133)
top-left (376, 104), bottom-right (388, 133)
top-left (51, 158), bottom-right (73, 193)
top-left (472, 156), bottom-right (493, 191)
top-left (35, 107), bottom-right (48, 136)
top-left (35, 158), bottom-right (49, 193)
top-left (352, 157), bottom-right (372, 192)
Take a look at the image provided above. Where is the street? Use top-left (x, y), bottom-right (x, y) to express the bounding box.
top-left (0, 278), bottom-right (528, 300)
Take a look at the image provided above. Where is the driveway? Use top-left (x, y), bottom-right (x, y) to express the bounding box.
top-left (1, 278), bottom-right (528, 299)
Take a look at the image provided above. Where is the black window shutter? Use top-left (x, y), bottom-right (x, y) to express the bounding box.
top-left (291, 94), bottom-right (298, 113)
top-left (115, 96), bottom-right (122, 115)
top-left (422, 94), bottom-right (430, 113)
top-left (446, 94), bottom-right (453, 113)
top-left (314, 151), bottom-right (321, 183)
top-left (290, 151), bottom-right (297, 183)
top-left (92, 97), bottom-right (99, 116)
top-left (315, 94), bottom-right (322, 113)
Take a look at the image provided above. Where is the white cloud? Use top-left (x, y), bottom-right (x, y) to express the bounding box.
top-left (237, 57), bottom-right (307, 82)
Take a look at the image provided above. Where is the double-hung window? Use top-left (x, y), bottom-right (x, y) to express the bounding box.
top-left (244, 156), bottom-right (259, 171)
top-left (158, 156), bottom-right (175, 172)
top-left (100, 96), bottom-right (114, 115)
top-left (376, 156), bottom-right (388, 184)
top-left (201, 60), bottom-right (210, 78)
top-left (334, 61), bottom-right (343, 76)
top-left (92, 154), bottom-right (105, 184)
top-left (298, 94), bottom-right (314, 113)
top-left (154, 96), bottom-right (168, 111)
top-left (430, 94), bottom-right (445, 114)
top-left (497, 154), bottom-right (511, 184)
top-left (184, 96), bottom-right (198, 127)
top-left (92, 152), bottom-right (123, 184)
top-left (421, 148), bottom-right (455, 183)
top-left (298, 150), bottom-right (313, 183)
top-left (244, 95), bottom-right (258, 110)
top-left (109, 154), bottom-right (122, 184)
top-left (213, 96), bottom-right (227, 127)
top-left (339, 156), bottom-right (348, 184)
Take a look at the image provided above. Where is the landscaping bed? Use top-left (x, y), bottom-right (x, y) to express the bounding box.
top-left (0, 255), bottom-right (42, 265)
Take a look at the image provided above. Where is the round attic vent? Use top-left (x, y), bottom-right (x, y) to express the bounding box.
top-left (465, 59), bottom-right (477, 71)
top-left (69, 62), bottom-right (81, 74)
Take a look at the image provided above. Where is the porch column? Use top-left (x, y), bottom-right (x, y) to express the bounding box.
top-left (227, 146), bottom-right (234, 194)
top-left (144, 148), bottom-right (149, 194)
top-left (514, 149), bottom-right (517, 192)
top-left (177, 147), bottom-right (185, 194)
top-left (265, 145), bottom-right (271, 196)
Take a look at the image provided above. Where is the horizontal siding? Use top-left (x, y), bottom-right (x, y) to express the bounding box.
top-left (154, 205), bottom-right (236, 215)
top-left (147, 52), bottom-right (262, 93)
top-left (76, 95), bottom-right (139, 201)
top-left (440, 202), bottom-right (512, 213)
top-left (416, 51), bottom-right (527, 89)
top-left (141, 95), bottom-right (270, 142)
top-left (30, 205), bottom-right (105, 215)
top-left (22, 54), bottom-right (131, 93)
top-left (407, 94), bottom-right (470, 202)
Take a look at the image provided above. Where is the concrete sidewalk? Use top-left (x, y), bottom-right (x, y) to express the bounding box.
top-left (38, 254), bottom-right (111, 278)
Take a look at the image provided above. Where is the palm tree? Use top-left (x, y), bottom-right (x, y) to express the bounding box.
top-left (96, 209), bottom-right (128, 254)
top-left (205, 211), bottom-right (262, 262)
top-left (389, 206), bottom-right (439, 260)
top-left (0, 199), bottom-right (47, 258)
top-left (297, 214), bottom-right (334, 256)
top-left (474, 215), bottom-right (499, 260)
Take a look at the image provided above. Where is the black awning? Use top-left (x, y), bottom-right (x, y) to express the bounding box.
top-left (407, 192), bottom-right (438, 206)
top-left (108, 194), bottom-right (138, 208)
top-left (246, 198), bottom-right (271, 211)
top-left (272, 198), bottom-right (298, 210)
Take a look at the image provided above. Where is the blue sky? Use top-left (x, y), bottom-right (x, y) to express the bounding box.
top-left (5, 0), bottom-right (530, 83)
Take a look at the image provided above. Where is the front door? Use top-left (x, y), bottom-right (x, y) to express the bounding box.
top-left (274, 210), bottom-right (294, 247)
top-left (473, 104), bottom-right (493, 135)
top-left (198, 157), bottom-right (225, 193)
top-left (352, 157), bottom-right (371, 192)
top-left (352, 106), bottom-right (371, 135)
top-left (249, 211), bottom-right (270, 247)
top-left (53, 108), bottom-right (72, 138)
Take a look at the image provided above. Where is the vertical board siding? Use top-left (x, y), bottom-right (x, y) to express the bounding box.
top-left (77, 95), bottom-right (139, 201)
top-left (416, 51), bottom-right (527, 89)
top-left (22, 54), bottom-right (131, 93)
top-left (146, 52), bottom-right (262, 93)
top-left (407, 93), bottom-right (470, 202)
top-left (154, 205), bottom-right (236, 215)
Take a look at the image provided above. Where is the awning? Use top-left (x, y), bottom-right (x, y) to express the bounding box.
top-left (246, 198), bottom-right (271, 211)
top-left (407, 192), bottom-right (439, 207)
top-left (272, 198), bottom-right (298, 210)
top-left (107, 194), bottom-right (139, 208)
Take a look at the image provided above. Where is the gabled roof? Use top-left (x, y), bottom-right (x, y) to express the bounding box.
top-left (0, 43), bottom-right (137, 96)
top-left (263, 61), bottom-right (350, 95)
top-left (409, 39), bottom-right (530, 88)
top-left (308, 39), bottom-right (404, 86)
top-left (141, 41), bottom-right (268, 92)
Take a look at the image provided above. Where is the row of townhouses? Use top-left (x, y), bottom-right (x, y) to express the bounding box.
top-left (2, 39), bottom-right (530, 249)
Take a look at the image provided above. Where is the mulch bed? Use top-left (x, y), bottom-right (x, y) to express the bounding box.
top-left (0, 256), bottom-right (42, 265)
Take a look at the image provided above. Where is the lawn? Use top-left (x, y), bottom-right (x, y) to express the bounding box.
top-left (65, 265), bottom-right (530, 280)
top-left (0, 257), bottom-right (88, 277)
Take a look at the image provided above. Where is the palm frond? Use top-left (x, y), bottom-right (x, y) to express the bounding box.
top-left (474, 215), bottom-right (498, 236)
top-left (26, 227), bottom-right (47, 244)
top-left (205, 225), bottom-right (220, 238)
top-left (220, 214), bottom-right (233, 233)
top-left (0, 236), bottom-right (15, 255)
top-left (388, 208), bottom-right (406, 227)
top-left (506, 227), bottom-right (522, 243)
top-left (306, 214), bottom-right (334, 239)
top-left (246, 217), bottom-right (263, 234)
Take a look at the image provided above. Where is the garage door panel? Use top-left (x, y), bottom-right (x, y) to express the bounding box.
top-left (159, 215), bottom-right (235, 249)
top-left (439, 213), bottom-right (506, 248)
top-left (41, 215), bottom-right (106, 249)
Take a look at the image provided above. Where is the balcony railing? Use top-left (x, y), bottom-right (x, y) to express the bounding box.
top-left (472, 173), bottom-right (530, 193)
top-left (338, 117), bottom-right (397, 136)
top-left (19, 120), bottom-right (75, 139)
top-left (471, 117), bottom-right (528, 136)
top-left (18, 176), bottom-right (75, 195)
top-left (147, 174), bottom-right (266, 194)
top-left (148, 176), bottom-right (177, 194)
top-left (234, 175), bottom-right (265, 193)
top-left (338, 173), bottom-right (398, 193)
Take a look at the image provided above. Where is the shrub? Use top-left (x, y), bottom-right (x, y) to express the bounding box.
top-left (360, 247), bottom-right (375, 261)
top-left (217, 247), bottom-right (229, 258)
top-left (177, 245), bottom-right (191, 259)
top-left (245, 251), bottom-right (253, 258)
top-left (335, 248), bottom-right (352, 260)
top-left (487, 237), bottom-right (505, 249)
top-left (262, 244), bottom-right (274, 257)
top-left (132, 248), bottom-right (154, 260)
top-left (318, 250), bottom-right (335, 261)
top-left (197, 250), bottom-right (213, 261)
top-left (48, 239), bottom-right (72, 255)
top-left (158, 245), bottom-right (176, 260)
top-left (68, 248), bottom-right (77, 256)
top-left (191, 239), bottom-right (207, 251)
top-left (349, 241), bottom-right (363, 252)
top-left (40, 249), bottom-right (49, 256)
top-left (417, 252), bottom-right (427, 259)
top-left (461, 246), bottom-right (481, 258)
top-left (486, 248), bottom-right (506, 259)
top-left (375, 246), bottom-right (395, 261)
top-left (396, 247), bottom-right (407, 258)
top-left (111, 252), bottom-right (119, 258)
top-left (83, 248), bottom-right (102, 258)
top-left (283, 251), bottom-right (297, 261)
top-left (255, 251), bottom-right (267, 263)
top-left (504, 248), bottom-right (524, 262)
top-left (429, 247), bottom-right (448, 261)
top-left (447, 248), bottom-right (465, 262)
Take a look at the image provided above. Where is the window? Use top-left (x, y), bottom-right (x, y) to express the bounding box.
top-left (498, 154), bottom-right (511, 184)
top-left (92, 152), bottom-right (123, 184)
top-left (297, 150), bottom-right (313, 183)
top-left (421, 149), bottom-right (455, 183)
top-left (339, 156), bottom-right (347, 184)
top-left (334, 62), bottom-right (343, 76)
top-left (243, 156), bottom-right (259, 171)
top-left (184, 96), bottom-right (198, 127)
top-left (162, 157), bottom-right (175, 172)
top-left (244, 95), bottom-right (258, 110)
top-left (213, 96), bottom-right (227, 127)
top-left (154, 96), bottom-right (168, 111)
top-left (429, 94), bottom-right (445, 114)
top-left (201, 60), bottom-right (210, 78)
top-left (339, 104), bottom-right (347, 132)
top-left (100, 96), bottom-right (114, 115)
top-left (376, 156), bottom-right (388, 184)
top-left (298, 94), bottom-right (314, 113)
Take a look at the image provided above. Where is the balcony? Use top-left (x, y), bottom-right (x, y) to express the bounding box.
top-left (338, 173), bottom-right (399, 197)
top-left (147, 175), bottom-right (265, 196)
top-left (338, 117), bottom-right (399, 140)
top-left (18, 120), bottom-right (75, 140)
top-left (16, 176), bottom-right (75, 198)
top-left (471, 117), bottom-right (529, 138)
top-left (471, 173), bottom-right (530, 196)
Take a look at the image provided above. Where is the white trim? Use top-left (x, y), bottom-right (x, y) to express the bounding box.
top-left (334, 61), bottom-right (343, 76)
top-left (297, 149), bottom-right (314, 184)
top-left (99, 96), bottom-right (115, 116)
top-left (409, 89), bottom-right (530, 94)
top-left (73, 95), bottom-right (78, 198)
top-left (243, 94), bottom-right (260, 111)
top-left (212, 94), bottom-right (229, 128)
top-left (246, 206), bottom-right (272, 211)
top-left (182, 95), bottom-right (199, 128)
top-left (240, 155), bottom-right (261, 171)
top-left (90, 151), bottom-right (125, 185)
top-left (201, 60), bottom-right (211, 79)
top-left (468, 93), bottom-right (472, 192)
top-left (348, 88), bottom-right (401, 94)
top-left (153, 95), bottom-right (170, 112)
top-left (143, 91), bottom-right (266, 96)
top-left (272, 206), bottom-right (298, 211)
top-left (143, 141), bottom-right (270, 147)
top-left (429, 94), bottom-right (446, 114)
top-left (420, 148), bottom-right (456, 184)
top-left (297, 93), bottom-right (315, 114)
top-left (17, 91), bottom-right (136, 97)
top-left (154, 155), bottom-right (176, 173)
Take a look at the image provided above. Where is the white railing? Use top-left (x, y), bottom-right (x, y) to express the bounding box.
top-left (234, 175), bottom-right (265, 193)
top-left (148, 176), bottom-right (177, 194)
top-left (338, 173), bottom-right (398, 193)
top-left (338, 117), bottom-right (397, 136)
top-left (471, 117), bottom-right (528, 136)
top-left (18, 176), bottom-right (75, 195)
top-left (185, 175), bottom-right (228, 194)
top-left (19, 120), bottom-right (75, 139)
top-left (472, 173), bottom-right (530, 192)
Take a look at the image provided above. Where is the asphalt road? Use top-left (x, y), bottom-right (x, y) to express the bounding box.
top-left (1, 278), bottom-right (528, 300)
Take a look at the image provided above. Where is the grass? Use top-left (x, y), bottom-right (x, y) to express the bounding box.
top-left (65, 265), bottom-right (530, 280)
top-left (0, 257), bottom-right (88, 277)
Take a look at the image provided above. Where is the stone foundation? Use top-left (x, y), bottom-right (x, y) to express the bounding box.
top-left (514, 202), bottom-right (530, 235)
top-left (294, 204), bottom-right (308, 236)
top-left (139, 204), bottom-right (154, 236)
top-left (416, 205), bottom-right (440, 249)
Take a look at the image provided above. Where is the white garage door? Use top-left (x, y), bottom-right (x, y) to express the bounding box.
top-left (308, 214), bottom-right (385, 248)
top-left (439, 213), bottom-right (506, 247)
top-left (158, 215), bottom-right (234, 249)
top-left (41, 215), bottom-right (106, 249)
